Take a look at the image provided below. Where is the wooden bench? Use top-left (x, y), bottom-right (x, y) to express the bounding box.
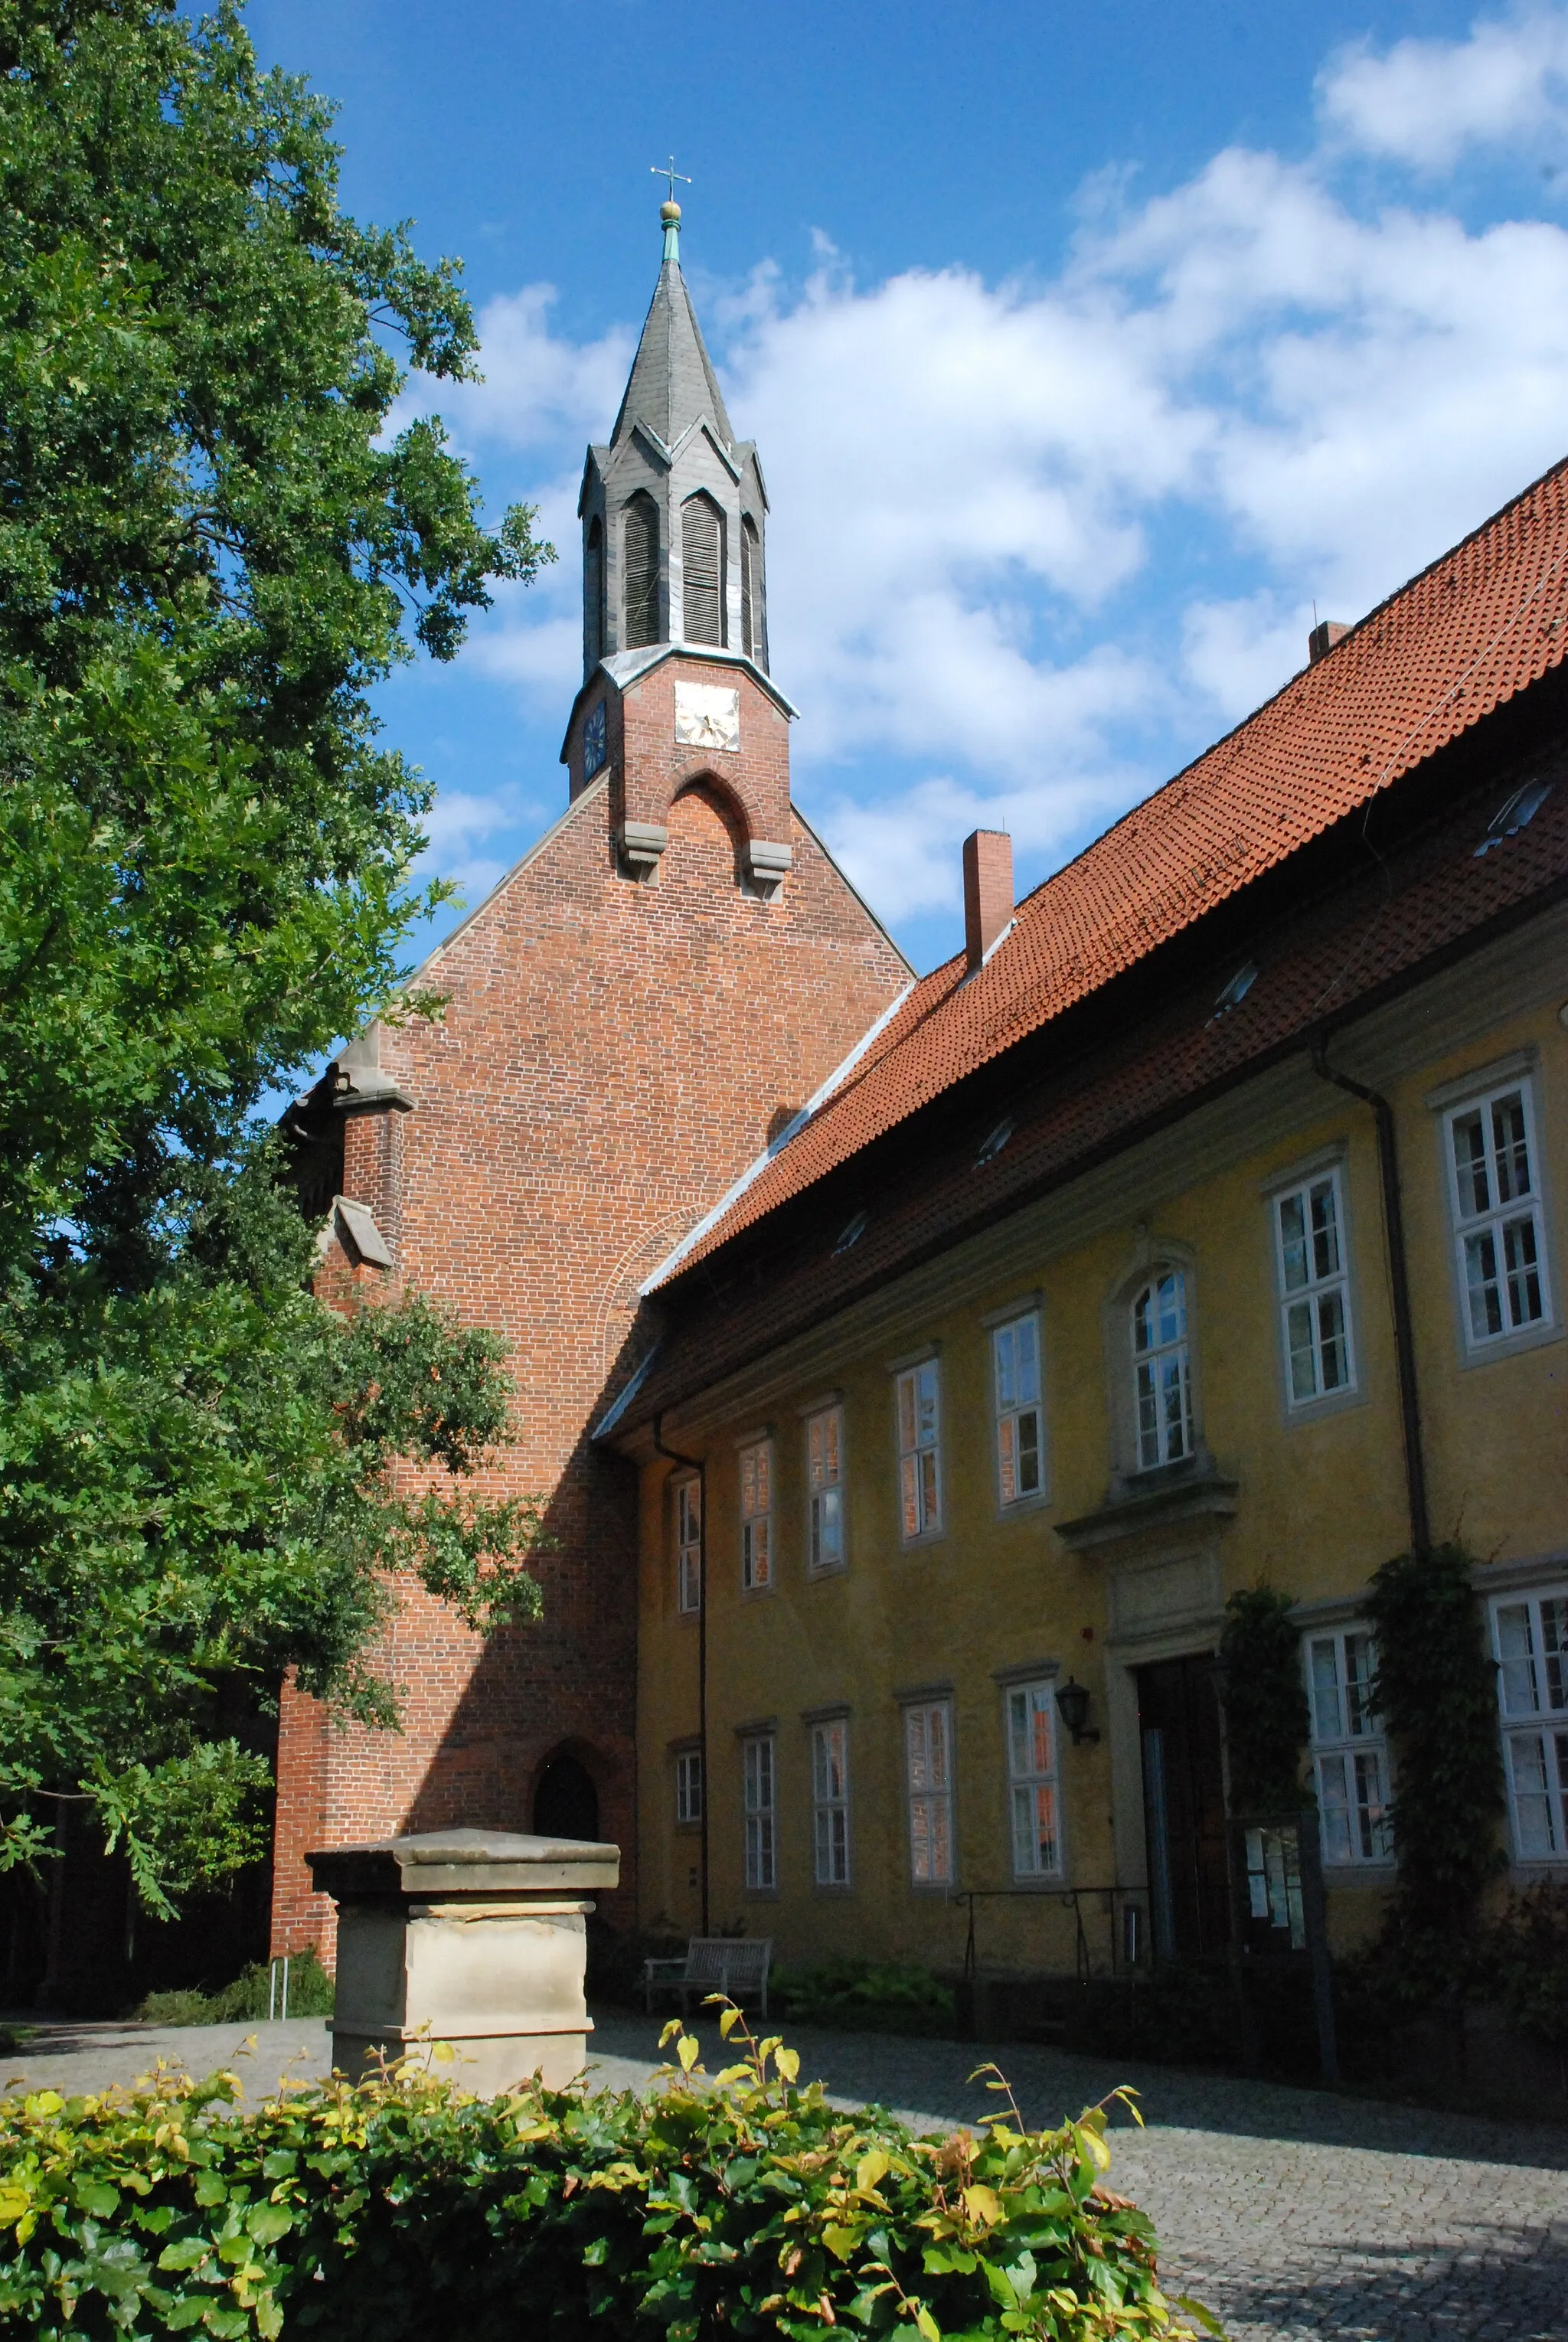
top-left (643, 1936), bottom-right (773, 2019)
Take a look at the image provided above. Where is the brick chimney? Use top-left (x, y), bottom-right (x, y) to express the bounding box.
top-left (963, 829), bottom-right (1013, 973)
top-left (1308, 619), bottom-right (1349, 664)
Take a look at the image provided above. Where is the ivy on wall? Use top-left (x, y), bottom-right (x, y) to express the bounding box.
top-left (1365, 1543), bottom-right (1506, 1991)
top-left (1218, 1583), bottom-right (1310, 1814)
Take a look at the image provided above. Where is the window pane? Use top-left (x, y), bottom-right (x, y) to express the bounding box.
top-left (1465, 1229), bottom-right (1504, 1339)
top-left (919, 1447), bottom-right (939, 1531)
top-left (1452, 1109), bottom-right (1490, 1216)
top-left (1309, 1638), bottom-right (1343, 1740)
top-left (1287, 1299), bottom-right (1318, 1401)
top-left (898, 1374), bottom-right (916, 1453)
top-left (1279, 1193), bottom-right (1308, 1290)
top-left (1309, 1178), bottom-right (1341, 1279)
top-left (1316, 1289), bottom-right (1349, 1390)
top-left (1542, 1599), bottom-right (1568, 1712)
top-left (1317, 1752), bottom-right (1353, 1864)
top-left (1508, 1730), bottom-right (1557, 1857)
top-left (1502, 1213), bottom-right (1543, 1328)
top-left (1017, 1409), bottom-right (1041, 1494)
top-left (1491, 1091), bottom-right (1532, 1204)
top-left (1496, 1602), bottom-right (1539, 1716)
top-left (1343, 1632), bottom-right (1376, 1735)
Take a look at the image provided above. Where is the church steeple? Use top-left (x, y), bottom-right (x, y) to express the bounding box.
top-left (578, 195), bottom-right (769, 677)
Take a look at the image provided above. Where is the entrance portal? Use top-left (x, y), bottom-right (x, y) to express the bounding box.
top-left (1136, 1653), bottom-right (1229, 1960)
top-left (532, 1752), bottom-right (600, 1844)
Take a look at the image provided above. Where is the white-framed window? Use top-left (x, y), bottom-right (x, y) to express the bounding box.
top-left (896, 1361), bottom-right (942, 1539)
top-left (675, 1749), bottom-right (703, 1826)
top-left (1444, 1080), bottom-right (1552, 1348)
top-left (806, 1405), bottom-right (845, 1573)
top-left (1273, 1168), bottom-right (1355, 1406)
top-left (675, 1478), bottom-right (701, 1615)
top-left (1005, 1680), bottom-right (1062, 1878)
top-left (740, 1439), bottom-right (773, 1592)
top-left (1492, 1587), bottom-right (1568, 1860)
top-left (1132, 1269), bottom-right (1194, 1469)
top-left (904, 1700), bottom-right (953, 1883)
top-left (1306, 1629), bottom-right (1392, 1864)
top-left (811, 1719), bottom-right (851, 1886)
top-left (993, 1314), bottom-right (1044, 1505)
top-left (743, 1734), bottom-right (776, 1890)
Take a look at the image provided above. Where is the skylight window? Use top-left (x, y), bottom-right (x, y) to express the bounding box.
top-left (1211, 961), bottom-right (1259, 1020)
top-left (975, 1115), bottom-right (1014, 1168)
top-left (832, 1210), bottom-right (868, 1256)
top-left (1475, 779), bottom-right (1553, 857)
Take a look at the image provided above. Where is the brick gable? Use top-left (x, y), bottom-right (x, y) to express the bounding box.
top-left (272, 768), bottom-right (909, 1958)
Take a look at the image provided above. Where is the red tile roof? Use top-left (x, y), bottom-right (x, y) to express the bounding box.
top-left (655, 453), bottom-right (1568, 1282)
top-left (626, 767), bottom-right (1568, 1422)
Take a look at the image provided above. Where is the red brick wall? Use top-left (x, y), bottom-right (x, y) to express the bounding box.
top-left (564, 655), bottom-right (792, 847)
top-left (270, 755), bottom-right (908, 1961)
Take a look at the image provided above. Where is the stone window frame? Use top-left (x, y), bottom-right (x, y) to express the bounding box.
top-left (1429, 1053), bottom-right (1560, 1367)
top-left (1261, 1145), bottom-right (1366, 1425)
top-left (900, 1689), bottom-right (957, 1890)
top-left (741, 1730), bottom-right (778, 1895)
top-left (801, 1396), bottom-right (848, 1577)
top-left (1001, 1672), bottom-right (1065, 1883)
top-left (1102, 1236), bottom-right (1208, 1494)
top-left (891, 1348), bottom-right (944, 1547)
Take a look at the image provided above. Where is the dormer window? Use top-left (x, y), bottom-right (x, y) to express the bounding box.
top-left (624, 492), bottom-right (660, 649)
top-left (682, 493), bottom-right (725, 647)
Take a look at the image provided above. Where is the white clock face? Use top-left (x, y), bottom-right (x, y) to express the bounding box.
top-left (583, 698), bottom-right (607, 778)
top-left (674, 681), bottom-right (740, 753)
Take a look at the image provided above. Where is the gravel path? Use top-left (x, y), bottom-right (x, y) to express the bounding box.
top-left (3, 2009), bottom-right (1565, 2339)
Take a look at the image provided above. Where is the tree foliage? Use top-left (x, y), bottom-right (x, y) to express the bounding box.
top-left (1364, 1543), bottom-right (1505, 1990)
top-left (0, 0), bottom-right (554, 1909)
top-left (1217, 1583), bottom-right (1309, 1815)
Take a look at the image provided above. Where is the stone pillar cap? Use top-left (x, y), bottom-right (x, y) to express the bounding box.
top-left (308, 1827), bottom-right (621, 1900)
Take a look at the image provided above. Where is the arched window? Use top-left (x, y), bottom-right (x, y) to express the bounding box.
top-left (623, 492), bottom-right (660, 648)
top-left (1132, 1269), bottom-right (1194, 1469)
top-left (583, 514), bottom-right (604, 666)
top-left (681, 493), bottom-right (724, 646)
top-left (740, 517), bottom-right (763, 663)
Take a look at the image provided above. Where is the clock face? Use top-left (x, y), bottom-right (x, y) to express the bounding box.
top-left (673, 681), bottom-right (740, 753)
top-left (583, 698), bottom-right (607, 779)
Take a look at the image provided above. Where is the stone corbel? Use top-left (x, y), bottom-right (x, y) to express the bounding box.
top-left (743, 838), bottom-right (792, 900)
top-left (619, 820), bottom-right (669, 882)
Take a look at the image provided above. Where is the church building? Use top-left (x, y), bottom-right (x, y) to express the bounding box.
top-left (271, 200), bottom-right (911, 1957)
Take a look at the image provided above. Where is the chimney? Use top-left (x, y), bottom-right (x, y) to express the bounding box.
top-left (963, 829), bottom-right (1013, 973)
top-left (1308, 619), bottom-right (1349, 665)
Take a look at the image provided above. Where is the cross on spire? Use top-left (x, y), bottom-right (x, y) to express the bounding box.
top-left (652, 157), bottom-right (692, 204)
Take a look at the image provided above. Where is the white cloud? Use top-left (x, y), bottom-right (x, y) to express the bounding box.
top-left (412, 11), bottom-right (1568, 936)
top-left (1318, 8), bottom-right (1568, 171)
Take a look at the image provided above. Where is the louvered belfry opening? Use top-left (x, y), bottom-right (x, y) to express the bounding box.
top-left (623, 493), bottom-right (661, 648)
top-left (583, 515), bottom-right (604, 666)
top-left (681, 494), bottom-right (725, 646)
top-left (741, 518), bottom-right (765, 668)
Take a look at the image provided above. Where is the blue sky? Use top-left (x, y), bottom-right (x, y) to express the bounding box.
top-left (249, 0), bottom-right (1568, 974)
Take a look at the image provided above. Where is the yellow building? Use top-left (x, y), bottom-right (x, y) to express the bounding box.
top-left (604, 462), bottom-right (1568, 1997)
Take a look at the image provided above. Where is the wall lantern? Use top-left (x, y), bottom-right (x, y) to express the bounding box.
top-left (1056, 1675), bottom-right (1099, 1747)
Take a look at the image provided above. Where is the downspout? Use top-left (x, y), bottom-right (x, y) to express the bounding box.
top-left (1311, 1037), bottom-right (1431, 1555)
top-left (652, 1414), bottom-right (709, 1932)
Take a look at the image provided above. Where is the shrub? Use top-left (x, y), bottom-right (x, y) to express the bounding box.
top-left (772, 1956), bottom-right (955, 2035)
top-left (0, 2011), bottom-right (1213, 2340)
top-left (1486, 1880), bottom-right (1568, 2050)
top-left (137, 1952), bottom-right (335, 2028)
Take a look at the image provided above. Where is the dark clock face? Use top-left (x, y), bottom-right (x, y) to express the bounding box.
top-left (583, 698), bottom-right (607, 779)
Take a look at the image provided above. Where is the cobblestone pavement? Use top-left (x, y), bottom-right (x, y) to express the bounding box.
top-left (4, 2011), bottom-right (1565, 2339)
top-left (590, 2012), bottom-right (1568, 2342)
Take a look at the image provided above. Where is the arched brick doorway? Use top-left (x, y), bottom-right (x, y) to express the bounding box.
top-left (532, 1749), bottom-right (600, 1844)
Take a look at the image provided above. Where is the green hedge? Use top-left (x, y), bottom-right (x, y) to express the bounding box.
top-left (0, 2014), bottom-right (1214, 2340)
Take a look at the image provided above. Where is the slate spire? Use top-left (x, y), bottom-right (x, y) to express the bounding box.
top-left (609, 204), bottom-right (735, 454)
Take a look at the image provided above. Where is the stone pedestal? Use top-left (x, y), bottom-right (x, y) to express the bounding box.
top-left (308, 1828), bottom-right (620, 2093)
